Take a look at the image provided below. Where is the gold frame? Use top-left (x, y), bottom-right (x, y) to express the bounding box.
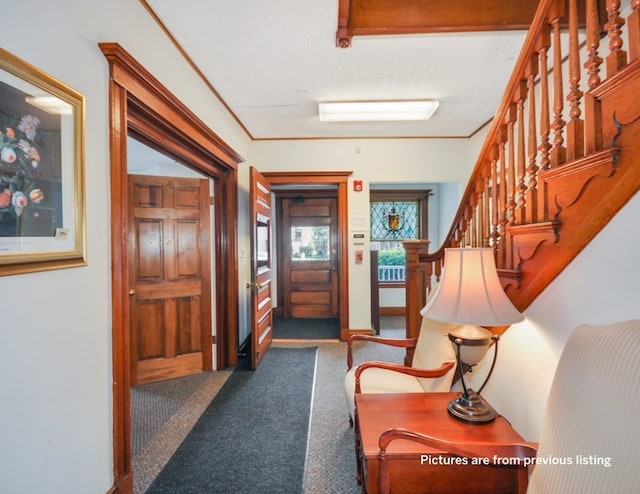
top-left (0, 48), bottom-right (86, 276)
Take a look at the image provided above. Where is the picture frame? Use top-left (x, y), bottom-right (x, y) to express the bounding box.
top-left (0, 48), bottom-right (86, 276)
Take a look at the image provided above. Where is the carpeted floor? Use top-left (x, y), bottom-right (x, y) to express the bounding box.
top-left (145, 347), bottom-right (317, 494)
top-left (131, 317), bottom-right (406, 493)
top-left (131, 372), bottom-right (213, 458)
top-left (273, 316), bottom-right (340, 339)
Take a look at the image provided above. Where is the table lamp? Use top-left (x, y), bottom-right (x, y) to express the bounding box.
top-left (422, 247), bottom-right (524, 424)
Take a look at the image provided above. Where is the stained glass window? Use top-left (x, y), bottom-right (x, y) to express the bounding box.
top-left (370, 201), bottom-right (419, 240)
top-left (370, 190), bottom-right (430, 283)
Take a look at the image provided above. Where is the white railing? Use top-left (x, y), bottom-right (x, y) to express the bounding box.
top-left (378, 265), bottom-right (406, 282)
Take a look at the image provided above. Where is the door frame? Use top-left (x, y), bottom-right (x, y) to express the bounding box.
top-left (276, 190), bottom-right (339, 318)
top-left (101, 43), bottom-right (242, 493)
top-left (263, 171), bottom-right (351, 338)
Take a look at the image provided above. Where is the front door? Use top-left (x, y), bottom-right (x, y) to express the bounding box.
top-left (249, 167), bottom-right (273, 369)
top-left (282, 195), bottom-right (339, 318)
top-left (128, 174), bottom-right (212, 385)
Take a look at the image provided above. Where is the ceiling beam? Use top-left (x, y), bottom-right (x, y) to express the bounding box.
top-left (337, 0), bottom-right (541, 47)
top-left (336, 0), bottom-right (600, 48)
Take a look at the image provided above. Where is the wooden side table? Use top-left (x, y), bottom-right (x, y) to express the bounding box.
top-left (354, 392), bottom-right (529, 494)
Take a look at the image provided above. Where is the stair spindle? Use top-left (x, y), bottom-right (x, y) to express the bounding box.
top-left (628, 0), bottom-right (640, 62)
top-left (605, 0), bottom-right (628, 76)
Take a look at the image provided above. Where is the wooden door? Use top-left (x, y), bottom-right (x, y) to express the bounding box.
top-left (249, 167), bottom-right (273, 369)
top-left (128, 175), bottom-right (212, 385)
top-left (282, 196), bottom-right (338, 318)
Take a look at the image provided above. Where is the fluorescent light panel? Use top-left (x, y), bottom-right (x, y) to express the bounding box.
top-left (318, 100), bottom-right (439, 122)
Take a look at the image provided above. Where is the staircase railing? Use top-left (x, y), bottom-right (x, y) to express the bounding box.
top-left (404, 0), bottom-right (640, 349)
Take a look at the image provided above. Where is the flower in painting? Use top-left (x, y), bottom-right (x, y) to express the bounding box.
top-left (29, 189), bottom-right (44, 204)
top-left (0, 189), bottom-right (11, 208)
top-left (17, 115), bottom-right (40, 140)
top-left (1, 146), bottom-right (17, 163)
top-left (11, 191), bottom-right (27, 208)
top-left (0, 114), bottom-right (46, 219)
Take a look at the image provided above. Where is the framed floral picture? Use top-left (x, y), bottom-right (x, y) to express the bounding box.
top-left (0, 48), bottom-right (86, 276)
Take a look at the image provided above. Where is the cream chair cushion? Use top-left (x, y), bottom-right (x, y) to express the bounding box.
top-left (527, 319), bottom-right (640, 494)
top-left (344, 315), bottom-right (457, 419)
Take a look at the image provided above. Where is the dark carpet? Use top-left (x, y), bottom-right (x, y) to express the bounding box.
top-left (145, 346), bottom-right (318, 494)
top-left (273, 316), bottom-right (340, 339)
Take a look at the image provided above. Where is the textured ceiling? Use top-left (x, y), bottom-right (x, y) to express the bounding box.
top-left (145, 0), bottom-right (528, 140)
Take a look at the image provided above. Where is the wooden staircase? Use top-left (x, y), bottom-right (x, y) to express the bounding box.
top-left (404, 0), bottom-right (640, 348)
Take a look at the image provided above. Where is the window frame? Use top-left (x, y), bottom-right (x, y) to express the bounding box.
top-left (370, 189), bottom-right (430, 286)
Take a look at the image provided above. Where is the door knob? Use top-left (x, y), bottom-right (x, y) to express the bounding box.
top-left (246, 281), bottom-right (268, 290)
top-left (128, 289), bottom-right (135, 295)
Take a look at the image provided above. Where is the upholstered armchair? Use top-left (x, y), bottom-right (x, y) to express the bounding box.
top-left (376, 319), bottom-right (640, 494)
top-left (344, 315), bottom-right (459, 422)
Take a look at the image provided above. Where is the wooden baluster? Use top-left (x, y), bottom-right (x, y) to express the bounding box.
top-left (482, 168), bottom-right (491, 247)
top-left (538, 25), bottom-right (552, 173)
top-left (490, 150), bottom-right (499, 248)
top-left (476, 200), bottom-right (481, 247)
top-left (468, 190), bottom-right (477, 248)
top-left (550, 15), bottom-right (567, 167)
top-left (584, 0), bottom-right (604, 155)
top-left (605, 0), bottom-right (628, 77)
top-left (425, 260), bottom-right (433, 297)
top-left (629, 0), bottom-right (640, 62)
top-left (464, 204), bottom-right (473, 247)
top-left (585, 0), bottom-right (603, 89)
top-left (480, 193), bottom-right (484, 247)
top-left (506, 104), bottom-right (517, 226)
top-left (566, 0), bottom-right (585, 162)
top-left (506, 105), bottom-right (517, 269)
top-left (454, 221), bottom-right (462, 247)
top-left (516, 80), bottom-right (527, 225)
top-left (526, 53), bottom-right (539, 224)
top-left (434, 258), bottom-right (442, 282)
top-left (537, 25), bottom-right (552, 223)
top-left (497, 132), bottom-right (508, 268)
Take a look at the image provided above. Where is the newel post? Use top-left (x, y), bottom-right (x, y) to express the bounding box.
top-left (403, 240), bottom-right (430, 366)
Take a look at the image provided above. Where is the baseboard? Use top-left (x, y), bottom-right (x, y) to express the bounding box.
top-left (380, 307), bottom-right (405, 316)
top-left (107, 471), bottom-right (131, 494)
top-left (341, 328), bottom-right (375, 341)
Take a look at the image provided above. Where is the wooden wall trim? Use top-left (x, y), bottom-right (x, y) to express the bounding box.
top-left (100, 42), bottom-right (242, 493)
top-left (100, 42), bottom-right (243, 168)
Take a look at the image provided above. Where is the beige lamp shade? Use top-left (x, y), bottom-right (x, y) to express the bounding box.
top-left (423, 248), bottom-right (524, 326)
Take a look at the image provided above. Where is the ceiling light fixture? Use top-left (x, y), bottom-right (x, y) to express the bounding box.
top-left (318, 100), bottom-right (439, 122)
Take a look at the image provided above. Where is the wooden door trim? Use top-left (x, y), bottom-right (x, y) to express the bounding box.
top-left (100, 43), bottom-right (242, 493)
top-left (262, 171), bottom-right (351, 337)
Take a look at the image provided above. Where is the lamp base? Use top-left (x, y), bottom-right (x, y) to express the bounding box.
top-left (447, 390), bottom-right (496, 424)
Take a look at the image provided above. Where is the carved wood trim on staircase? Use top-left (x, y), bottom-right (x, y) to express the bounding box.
top-left (404, 0), bottom-right (640, 348)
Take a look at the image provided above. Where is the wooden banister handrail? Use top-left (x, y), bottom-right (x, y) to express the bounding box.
top-left (404, 0), bottom-right (640, 344)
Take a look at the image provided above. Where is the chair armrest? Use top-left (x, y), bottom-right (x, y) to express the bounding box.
top-left (347, 334), bottom-right (418, 369)
top-left (377, 427), bottom-right (538, 494)
top-left (354, 361), bottom-right (455, 393)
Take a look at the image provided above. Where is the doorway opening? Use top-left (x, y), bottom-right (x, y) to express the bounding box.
top-left (262, 172), bottom-right (351, 341)
top-left (102, 43), bottom-right (242, 493)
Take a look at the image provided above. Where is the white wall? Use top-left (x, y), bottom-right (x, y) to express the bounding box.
top-left (465, 192), bottom-right (640, 441)
top-left (0, 1), bottom-right (250, 493)
top-left (1, 1), bottom-right (636, 492)
top-left (248, 139), bottom-right (475, 329)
